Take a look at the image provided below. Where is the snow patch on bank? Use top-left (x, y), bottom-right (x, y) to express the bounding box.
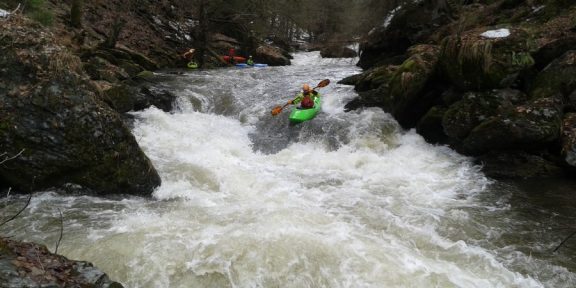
top-left (480, 28), bottom-right (510, 39)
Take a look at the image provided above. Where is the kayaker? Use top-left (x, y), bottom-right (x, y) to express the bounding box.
top-left (247, 55), bottom-right (254, 66)
top-left (228, 48), bottom-right (236, 64)
top-left (288, 84), bottom-right (318, 109)
top-left (182, 48), bottom-right (195, 61)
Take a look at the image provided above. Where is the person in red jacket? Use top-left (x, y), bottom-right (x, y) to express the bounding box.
top-left (288, 84), bottom-right (318, 109)
top-left (228, 48), bottom-right (236, 64)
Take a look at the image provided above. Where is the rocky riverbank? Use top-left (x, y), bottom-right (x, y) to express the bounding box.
top-left (344, 0), bottom-right (576, 180)
top-left (1, 1), bottom-right (298, 284)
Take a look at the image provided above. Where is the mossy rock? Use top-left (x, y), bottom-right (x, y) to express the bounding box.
top-left (136, 70), bottom-right (154, 80)
top-left (529, 50), bottom-right (576, 99)
top-left (386, 45), bottom-right (441, 127)
top-left (338, 73), bottom-right (363, 86)
top-left (103, 85), bottom-right (137, 113)
top-left (439, 27), bottom-right (536, 91)
top-left (118, 59), bottom-right (144, 78)
top-left (0, 16), bottom-right (160, 196)
top-left (416, 106), bottom-right (449, 144)
top-left (443, 89), bottom-right (527, 140)
top-left (354, 65), bottom-right (397, 92)
top-left (462, 97), bottom-right (563, 155)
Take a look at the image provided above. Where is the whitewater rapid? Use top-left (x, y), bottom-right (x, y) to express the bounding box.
top-left (2, 52), bottom-right (575, 287)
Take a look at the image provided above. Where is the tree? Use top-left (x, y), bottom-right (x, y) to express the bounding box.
top-left (70, 0), bottom-right (83, 28)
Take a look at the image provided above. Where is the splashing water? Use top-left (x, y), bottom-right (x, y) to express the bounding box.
top-left (2, 52), bottom-right (575, 287)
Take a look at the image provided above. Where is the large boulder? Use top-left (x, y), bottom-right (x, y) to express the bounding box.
top-left (0, 17), bottom-right (160, 195)
top-left (320, 46), bottom-right (357, 58)
top-left (416, 106), bottom-right (450, 144)
top-left (529, 50), bottom-right (576, 99)
top-left (442, 89), bottom-right (527, 140)
top-left (439, 27), bottom-right (535, 91)
top-left (476, 151), bottom-right (565, 179)
top-left (102, 83), bottom-right (176, 113)
top-left (462, 97), bottom-right (563, 155)
top-left (384, 45), bottom-right (441, 127)
top-left (345, 45), bottom-right (441, 128)
top-left (345, 45), bottom-right (439, 128)
top-left (532, 37), bottom-right (576, 70)
top-left (254, 44), bottom-right (291, 66)
top-left (357, 1), bottom-right (455, 69)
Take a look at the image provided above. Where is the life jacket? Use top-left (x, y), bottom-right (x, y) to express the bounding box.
top-left (301, 95), bottom-right (314, 108)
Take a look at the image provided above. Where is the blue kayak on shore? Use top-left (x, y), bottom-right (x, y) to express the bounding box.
top-left (235, 63), bottom-right (268, 68)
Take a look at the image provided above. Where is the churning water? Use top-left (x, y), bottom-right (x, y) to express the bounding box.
top-left (2, 52), bottom-right (576, 287)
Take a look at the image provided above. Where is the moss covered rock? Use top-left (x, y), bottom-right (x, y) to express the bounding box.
top-left (416, 106), bottom-right (449, 144)
top-left (0, 16), bottom-right (160, 195)
top-left (386, 45), bottom-right (441, 125)
top-left (462, 97), bottom-right (563, 155)
top-left (443, 89), bottom-right (527, 140)
top-left (439, 27), bottom-right (536, 91)
top-left (529, 50), bottom-right (576, 99)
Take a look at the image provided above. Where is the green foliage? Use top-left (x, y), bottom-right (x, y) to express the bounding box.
top-left (511, 52), bottom-right (535, 67)
top-left (29, 10), bottom-right (54, 26)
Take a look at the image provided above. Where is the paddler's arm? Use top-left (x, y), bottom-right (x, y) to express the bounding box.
top-left (289, 93), bottom-right (304, 105)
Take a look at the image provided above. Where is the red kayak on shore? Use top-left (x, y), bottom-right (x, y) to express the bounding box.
top-left (222, 55), bottom-right (247, 63)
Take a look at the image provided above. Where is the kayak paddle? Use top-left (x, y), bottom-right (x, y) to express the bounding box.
top-left (271, 79), bottom-right (330, 116)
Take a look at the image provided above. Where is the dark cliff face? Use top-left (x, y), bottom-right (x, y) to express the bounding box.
top-left (348, 1), bottom-right (576, 179)
top-left (0, 17), bottom-right (160, 195)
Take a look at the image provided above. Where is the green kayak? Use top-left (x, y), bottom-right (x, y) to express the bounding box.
top-left (289, 95), bottom-right (321, 123)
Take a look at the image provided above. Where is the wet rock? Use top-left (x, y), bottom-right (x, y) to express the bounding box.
top-left (529, 50), bottom-right (576, 100)
top-left (439, 27), bottom-right (535, 91)
top-left (532, 37), bottom-right (576, 70)
top-left (353, 65), bottom-right (398, 92)
top-left (254, 44), bottom-right (291, 66)
top-left (320, 46), bottom-right (357, 58)
top-left (443, 89), bottom-right (527, 140)
top-left (357, 1), bottom-right (454, 69)
top-left (0, 16), bottom-right (160, 195)
top-left (477, 151), bottom-right (565, 179)
top-left (462, 97), bottom-right (563, 155)
top-left (0, 237), bottom-right (123, 287)
top-left (561, 113), bottom-right (576, 168)
top-left (345, 45), bottom-right (441, 128)
top-left (337, 73), bottom-right (363, 86)
top-left (417, 106), bottom-right (449, 144)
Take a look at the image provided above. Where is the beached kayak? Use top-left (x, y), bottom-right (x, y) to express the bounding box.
top-left (236, 63), bottom-right (268, 68)
top-left (288, 95), bottom-right (321, 123)
top-left (222, 55), bottom-right (247, 63)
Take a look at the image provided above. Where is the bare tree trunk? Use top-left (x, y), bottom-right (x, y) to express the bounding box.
top-left (102, 18), bottom-right (126, 49)
top-left (196, 0), bottom-right (209, 68)
top-left (70, 0), bottom-right (83, 28)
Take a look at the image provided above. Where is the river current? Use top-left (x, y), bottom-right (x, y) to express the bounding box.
top-left (1, 52), bottom-right (575, 287)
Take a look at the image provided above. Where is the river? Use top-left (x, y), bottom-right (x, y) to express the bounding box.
top-left (1, 52), bottom-right (575, 287)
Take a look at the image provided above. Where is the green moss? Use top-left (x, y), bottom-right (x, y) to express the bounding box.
top-left (136, 70), bottom-right (154, 79)
top-left (511, 52), bottom-right (535, 67)
top-left (27, 0), bottom-right (54, 26)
